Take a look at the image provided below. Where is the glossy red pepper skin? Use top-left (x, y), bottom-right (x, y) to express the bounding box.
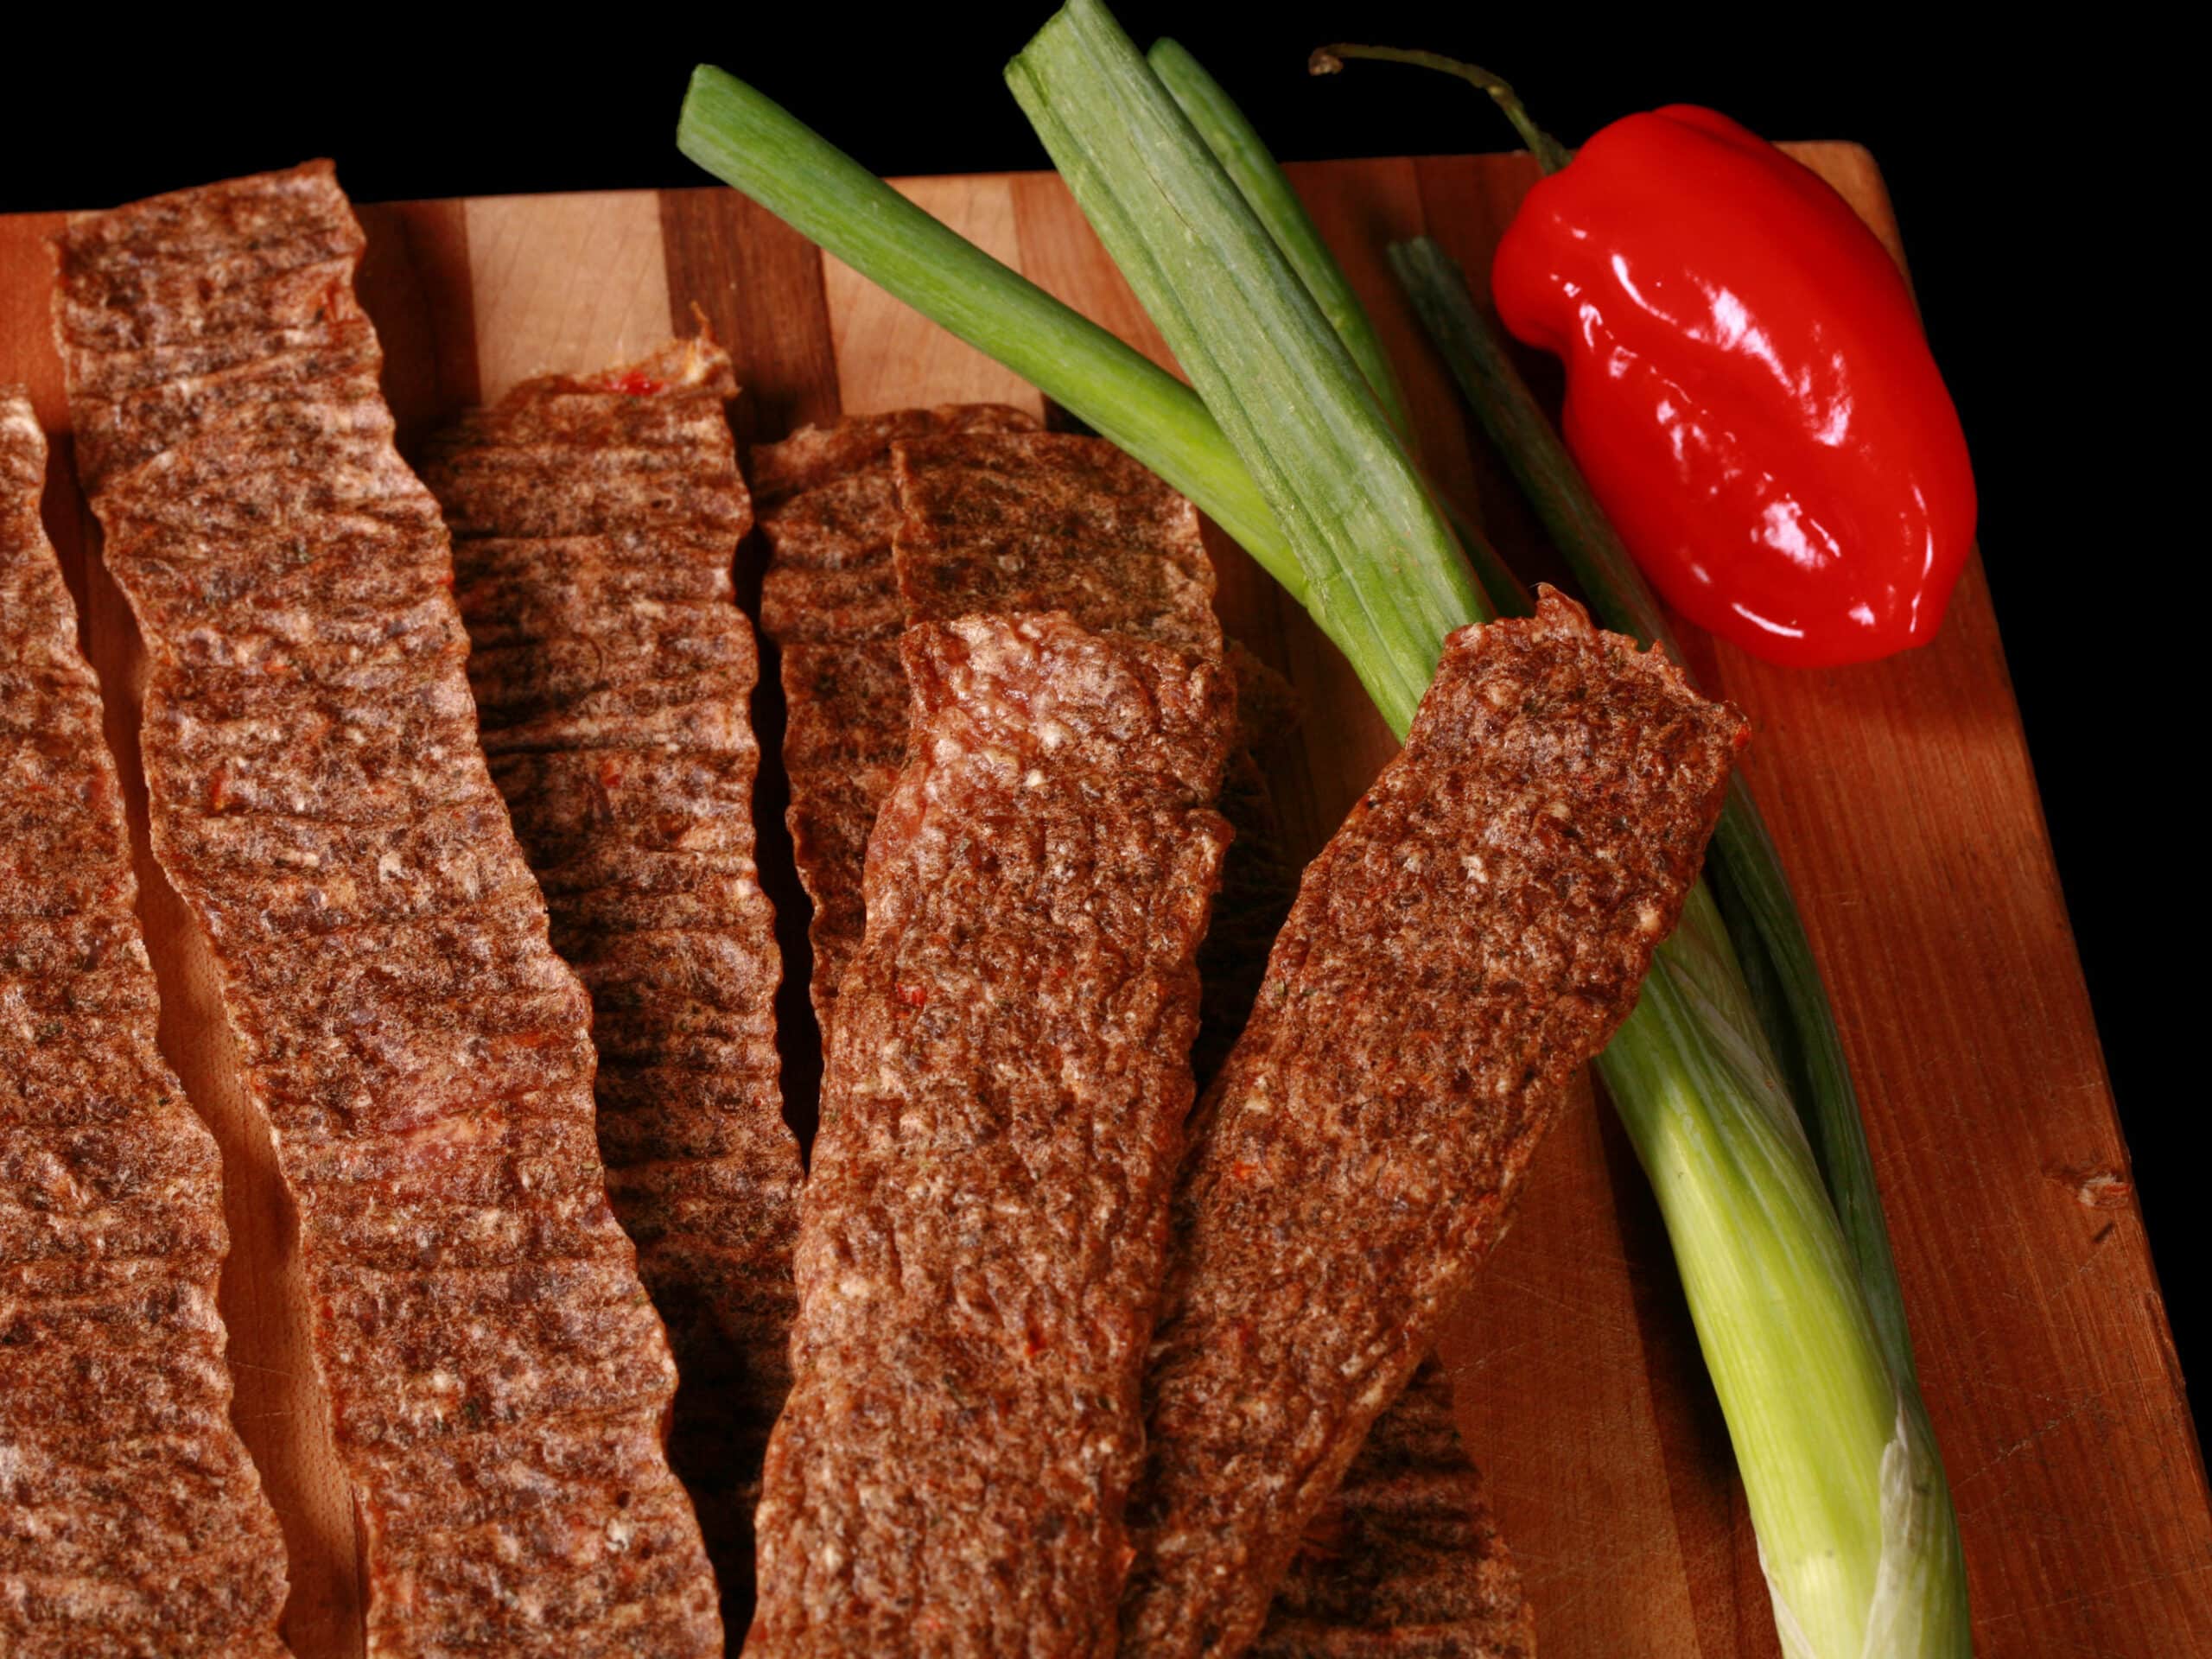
top-left (1491, 106), bottom-right (1975, 668)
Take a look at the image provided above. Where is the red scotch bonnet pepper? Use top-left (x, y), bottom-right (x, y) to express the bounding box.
top-left (1491, 105), bottom-right (1976, 667)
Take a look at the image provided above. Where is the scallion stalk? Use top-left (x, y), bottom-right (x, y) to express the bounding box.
top-left (1148, 38), bottom-right (1411, 436)
top-left (1006, 5), bottom-right (1488, 733)
top-left (1148, 38), bottom-right (1534, 625)
top-left (1008, 21), bottom-right (1964, 1654)
top-left (1387, 238), bottom-right (1967, 1651)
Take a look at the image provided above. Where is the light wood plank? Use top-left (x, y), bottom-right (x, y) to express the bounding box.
top-left (821, 174), bottom-right (1043, 417)
top-left (463, 189), bottom-right (671, 398)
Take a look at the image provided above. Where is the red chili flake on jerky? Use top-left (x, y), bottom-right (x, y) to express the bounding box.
top-left (751, 404), bottom-right (1039, 1031)
top-left (1, 391), bottom-right (291, 1656)
top-left (419, 335), bottom-right (803, 1633)
top-left (52, 162), bottom-right (720, 1657)
top-left (751, 614), bottom-right (1234, 1657)
top-left (1121, 591), bottom-right (1746, 1659)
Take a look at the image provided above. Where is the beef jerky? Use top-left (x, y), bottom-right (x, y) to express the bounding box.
top-left (752, 404), bottom-right (1037, 1028)
top-left (0, 390), bottom-right (289, 1658)
top-left (419, 337), bottom-right (803, 1630)
top-left (53, 163), bottom-right (719, 1658)
top-left (752, 615), bottom-right (1234, 1657)
top-left (1258, 1359), bottom-right (1534, 1659)
top-left (1121, 592), bottom-right (1746, 1659)
top-left (888, 429), bottom-right (1220, 658)
top-left (1183, 702), bottom-right (1533, 1659)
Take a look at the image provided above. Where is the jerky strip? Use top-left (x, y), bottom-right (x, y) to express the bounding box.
top-left (54, 163), bottom-right (719, 1658)
top-left (752, 405), bottom-right (1037, 1029)
top-left (0, 390), bottom-right (289, 1658)
top-left (753, 614), bottom-right (1234, 1657)
top-left (889, 429), bottom-right (1221, 658)
top-left (1122, 591), bottom-right (1745, 1659)
top-left (419, 337), bottom-right (802, 1630)
top-left (1185, 725), bottom-right (1534, 1659)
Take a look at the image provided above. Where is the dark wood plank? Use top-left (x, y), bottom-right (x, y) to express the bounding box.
top-left (660, 186), bottom-right (842, 445)
top-left (357, 198), bottom-right (480, 448)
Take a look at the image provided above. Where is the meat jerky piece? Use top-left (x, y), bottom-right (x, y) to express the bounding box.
top-left (420, 337), bottom-right (802, 1630)
top-left (1257, 1360), bottom-right (1534, 1659)
top-left (889, 429), bottom-right (1221, 660)
top-left (752, 404), bottom-right (1036, 1027)
top-left (1122, 591), bottom-right (1746, 1659)
top-left (0, 390), bottom-right (290, 1657)
top-left (54, 164), bottom-right (720, 1659)
top-left (1179, 704), bottom-right (1532, 1657)
top-left (753, 615), bottom-right (1234, 1658)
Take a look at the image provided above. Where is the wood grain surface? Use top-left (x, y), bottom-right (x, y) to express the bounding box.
top-left (0, 149), bottom-right (2199, 1658)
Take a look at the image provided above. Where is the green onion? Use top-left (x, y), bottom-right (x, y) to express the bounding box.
top-left (1148, 38), bottom-right (1410, 436)
top-left (1389, 237), bottom-right (1967, 1651)
top-left (1096, 32), bottom-right (1963, 1649)
top-left (1006, 3), bottom-right (1487, 733)
top-left (1148, 37), bottom-right (1534, 625)
top-left (677, 17), bottom-right (1966, 1653)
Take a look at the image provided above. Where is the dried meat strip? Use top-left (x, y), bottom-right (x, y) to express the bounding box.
top-left (1121, 592), bottom-right (1745, 1659)
top-left (1258, 1359), bottom-right (1534, 1659)
top-left (752, 615), bottom-right (1234, 1657)
top-left (0, 389), bottom-right (290, 1657)
top-left (1182, 711), bottom-right (1534, 1659)
top-left (888, 429), bottom-right (1221, 658)
top-left (420, 337), bottom-right (803, 1630)
top-left (752, 404), bottom-right (1036, 1029)
top-left (52, 163), bottom-right (719, 1658)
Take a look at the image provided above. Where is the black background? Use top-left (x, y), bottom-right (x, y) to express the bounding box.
top-left (0, 13), bottom-right (2185, 1421)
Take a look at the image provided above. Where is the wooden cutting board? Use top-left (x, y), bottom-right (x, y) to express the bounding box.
top-left (0, 149), bottom-right (2202, 1657)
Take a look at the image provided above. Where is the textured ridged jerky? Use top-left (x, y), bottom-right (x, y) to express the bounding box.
top-left (1258, 1359), bottom-right (1533, 1659)
top-left (889, 429), bottom-right (1220, 659)
top-left (1122, 592), bottom-right (1745, 1659)
top-left (753, 615), bottom-right (1233, 1657)
top-left (0, 390), bottom-right (290, 1657)
top-left (53, 163), bottom-right (719, 1658)
top-left (752, 405), bottom-right (1036, 1028)
top-left (419, 337), bottom-right (803, 1631)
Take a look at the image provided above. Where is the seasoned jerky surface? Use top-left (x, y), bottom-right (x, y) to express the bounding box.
top-left (0, 391), bottom-right (290, 1657)
top-left (753, 615), bottom-right (1233, 1658)
top-left (753, 404), bottom-right (1038, 1029)
top-left (1122, 592), bottom-right (1745, 1659)
top-left (890, 429), bottom-right (1220, 658)
top-left (1183, 714), bottom-right (1531, 1659)
top-left (419, 338), bottom-right (801, 1632)
top-left (52, 164), bottom-right (719, 1658)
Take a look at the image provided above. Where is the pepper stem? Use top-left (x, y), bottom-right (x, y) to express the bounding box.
top-left (1309, 44), bottom-right (1573, 175)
